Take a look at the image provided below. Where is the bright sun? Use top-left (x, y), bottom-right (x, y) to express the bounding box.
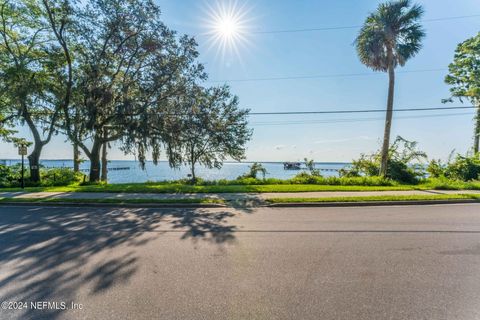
top-left (215, 16), bottom-right (239, 38)
top-left (203, 1), bottom-right (253, 61)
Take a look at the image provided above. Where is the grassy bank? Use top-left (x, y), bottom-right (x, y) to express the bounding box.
top-left (1, 194), bottom-right (479, 207)
top-left (0, 177), bottom-right (479, 194)
top-left (0, 183), bottom-right (420, 193)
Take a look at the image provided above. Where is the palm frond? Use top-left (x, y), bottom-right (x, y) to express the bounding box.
top-left (355, 0), bottom-right (425, 71)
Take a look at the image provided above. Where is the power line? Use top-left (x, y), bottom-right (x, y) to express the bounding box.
top-left (208, 68), bottom-right (446, 83)
top-left (250, 111), bottom-right (474, 126)
top-left (205, 13), bottom-right (480, 83)
top-left (248, 105), bottom-right (477, 116)
top-left (250, 14), bottom-right (480, 34)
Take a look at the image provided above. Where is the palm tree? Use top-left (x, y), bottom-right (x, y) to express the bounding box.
top-left (248, 162), bottom-right (268, 180)
top-left (355, 0), bottom-right (425, 176)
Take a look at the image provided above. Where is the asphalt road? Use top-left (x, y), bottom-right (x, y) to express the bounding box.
top-left (1, 204), bottom-right (480, 320)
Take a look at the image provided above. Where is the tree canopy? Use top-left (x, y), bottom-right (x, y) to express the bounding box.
top-left (62, 0), bottom-right (205, 181)
top-left (445, 32), bottom-right (480, 103)
top-left (0, 0), bottom-right (250, 183)
top-left (355, 0), bottom-right (425, 72)
top-left (445, 32), bottom-right (480, 153)
top-left (0, 0), bottom-right (71, 181)
top-left (156, 85), bottom-right (251, 181)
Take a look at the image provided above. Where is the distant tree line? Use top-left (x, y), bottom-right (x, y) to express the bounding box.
top-left (0, 0), bottom-right (252, 183)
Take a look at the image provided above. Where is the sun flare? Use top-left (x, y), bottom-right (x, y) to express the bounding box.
top-left (215, 16), bottom-right (239, 39)
top-left (203, 1), bottom-right (254, 62)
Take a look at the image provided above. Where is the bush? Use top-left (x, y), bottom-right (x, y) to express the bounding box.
top-left (426, 159), bottom-right (444, 178)
top-left (303, 158), bottom-right (321, 177)
top-left (0, 165), bottom-right (85, 188)
top-left (428, 153), bottom-right (480, 181)
top-left (0, 164), bottom-right (23, 187)
top-left (290, 171), bottom-right (323, 184)
top-left (290, 174), bottom-right (394, 186)
top-left (40, 168), bottom-right (85, 186)
top-left (340, 136), bottom-right (427, 184)
top-left (157, 174), bottom-right (395, 187)
top-left (238, 162), bottom-right (268, 180)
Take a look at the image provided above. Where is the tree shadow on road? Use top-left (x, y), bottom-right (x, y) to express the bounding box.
top-left (0, 205), bottom-right (246, 319)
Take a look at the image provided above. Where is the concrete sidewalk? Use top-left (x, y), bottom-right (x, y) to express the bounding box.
top-left (1, 189), bottom-right (479, 202)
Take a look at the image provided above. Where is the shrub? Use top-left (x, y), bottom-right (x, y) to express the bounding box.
top-left (340, 136), bottom-right (427, 184)
top-left (0, 164), bottom-right (23, 187)
top-left (426, 159), bottom-right (445, 178)
top-left (288, 173), bottom-right (394, 186)
top-left (427, 154), bottom-right (480, 181)
top-left (445, 154), bottom-right (480, 181)
top-left (290, 171), bottom-right (323, 184)
top-left (0, 165), bottom-right (85, 188)
top-left (303, 158), bottom-right (321, 177)
top-left (40, 168), bottom-right (85, 186)
top-left (319, 176), bottom-right (395, 186)
top-left (238, 162), bottom-right (268, 180)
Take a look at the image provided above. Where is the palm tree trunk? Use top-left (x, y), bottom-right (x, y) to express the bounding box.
top-left (474, 103), bottom-right (480, 154)
top-left (379, 52), bottom-right (395, 177)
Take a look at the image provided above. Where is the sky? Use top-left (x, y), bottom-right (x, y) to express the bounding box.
top-left (1, 0), bottom-right (480, 162)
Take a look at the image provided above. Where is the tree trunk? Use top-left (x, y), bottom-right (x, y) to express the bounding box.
top-left (89, 138), bottom-right (102, 182)
top-left (27, 144), bottom-right (42, 184)
top-left (190, 145), bottom-right (196, 183)
top-left (23, 109), bottom-right (43, 183)
top-left (474, 104), bottom-right (480, 154)
top-left (73, 143), bottom-right (80, 172)
top-left (379, 51), bottom-right (395, 177)
top-left (101, 140), bottom-right (108, 182)
top-left (190, 164), bottom-right (196, 183)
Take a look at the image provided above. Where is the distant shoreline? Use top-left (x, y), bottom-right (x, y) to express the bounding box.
top-left (0, 159), bottom-right (351, 165)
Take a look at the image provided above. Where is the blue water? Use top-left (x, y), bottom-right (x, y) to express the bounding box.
top-left (0, 160), bottom-right (349, 183)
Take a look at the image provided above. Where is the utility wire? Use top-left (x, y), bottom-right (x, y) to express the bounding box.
top-left (206, 13), bottom-right (479, 83)
top-left (208, 68), bottom-right (446, 83)
top-left (250, 14), bottom-right (480, 34)
top-left (248, 105), bottom-right (477, 115)
top-left (250, 111), bottom-right (474, 126)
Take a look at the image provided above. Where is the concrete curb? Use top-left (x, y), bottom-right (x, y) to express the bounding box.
top-left (266, 199), bottom-right (480, 208)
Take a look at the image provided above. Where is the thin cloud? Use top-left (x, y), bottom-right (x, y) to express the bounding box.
top-left (314, 136), bottom-right (373, 144)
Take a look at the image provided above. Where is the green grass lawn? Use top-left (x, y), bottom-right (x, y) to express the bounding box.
top-left (267, 194), bottom-right (480, 203)
top-left (1, 193), bottom-right (478, 206)
top-left (0, 183), bottom-right (421, 193)
top-left (0, 178), bottom-right (479, 194)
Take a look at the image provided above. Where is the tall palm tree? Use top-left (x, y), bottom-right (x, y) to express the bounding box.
top-left (355, 0), bottom-right (425, 176)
